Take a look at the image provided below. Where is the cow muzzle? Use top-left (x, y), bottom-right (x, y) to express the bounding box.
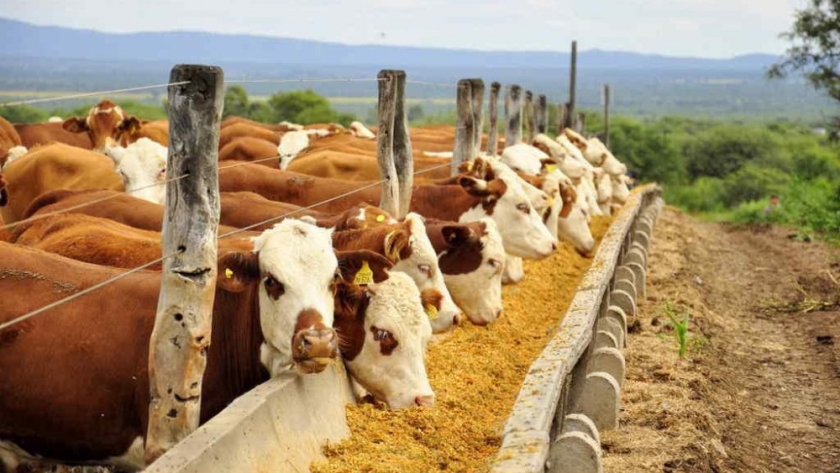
top-left (292, 327), bottom-right (338, 374)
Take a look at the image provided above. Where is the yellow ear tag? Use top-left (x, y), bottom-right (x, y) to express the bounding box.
top-left (548, 197), bottom-right (556, 207)
top-left (425, 304), bottom-right (439, 320)
top-left (354, 261), bottom-right (374, 286)
top-left (546, 164), bottom-right (558, 173)
top-left (376, 214), bottom-right (386, 223)
top-left (225, 268), bottom-right (234, 279)
top-left (466, 162), bottom-right (474, 171)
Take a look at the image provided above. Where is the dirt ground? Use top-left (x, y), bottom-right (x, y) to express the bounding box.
top-left (602, 207), bottom-right (840, 473)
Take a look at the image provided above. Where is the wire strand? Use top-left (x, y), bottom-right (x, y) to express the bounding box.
top-left (0, 81), bottom-right (191, 107)
top-left (227, 78), bottom-right (385, 84)
top-left (0, 249), bottom-right (183, 333)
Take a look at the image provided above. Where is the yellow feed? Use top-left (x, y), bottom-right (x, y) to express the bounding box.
top-left (313, 216), bottom-right (614, 473)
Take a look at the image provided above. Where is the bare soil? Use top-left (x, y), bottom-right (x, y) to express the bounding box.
top-left (603, 207), bottom-right (840, 473)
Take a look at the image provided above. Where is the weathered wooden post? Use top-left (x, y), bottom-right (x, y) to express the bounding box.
top-left (146, 64), bottom-right (224, 463)
top-left (452, 79), bottom-right (475, 176)
top-left (576, 112), bottom-right (587, 134)
top-left (504, 84), bottom-right (523, 147)
top-left (558, 102), bottom-right (569, 135)
top-left (487, 81), bottom-right (501, 155)
top-left (470, 78), bottom-right (485, 157)
top-left (392, 71), bottom-right (413, 218)
top-left (567, 40), bottom-right (578, 129)
top-left (524, 90), bottom-right (535, 143)
top-left (376, 70), bottom-right (401, 216)
top-left (603, 84), bottom-right (611, 147)
top-left (537, 94), bottom-right (548, 134)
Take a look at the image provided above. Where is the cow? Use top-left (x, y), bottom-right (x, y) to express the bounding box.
top-left (0, 143), bottom-right (123, 225)
top-left (278, 131), bottom-right (310, 169)
top-left (423, 218), bottom-right (506, 325)
top-left (286, 150), bottom-right (450, 180)
top-left (219, 137), bottom-right (280, 168)
top-left (349, 121), bottom-right (375, 139)
top-left (13, 122), bottom-right (92, 150)
top-left (332, 213), bottom-right (462, 333)
top-left (62, 100), bottom-right (138, 151)
top-left (219, 122), bottom-right (281, 149)
top-left (0, 219), bottom-right (345, 470)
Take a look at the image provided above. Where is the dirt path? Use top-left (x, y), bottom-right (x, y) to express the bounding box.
top-left (602, 207), bottom-right (840, 473)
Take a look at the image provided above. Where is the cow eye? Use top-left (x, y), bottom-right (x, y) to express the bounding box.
top-left (417, 264), bottom-right (432, 277)
top-left (488, 258), bottom-right (502, 270)
top-left (516, 203), bottom-right (530, 213)
top-left (373, 328), bottom-right (392, 342)
top-left (263, 275), bottom-right (285, 300)
top-left (158, 168), bottom-right (166, 180)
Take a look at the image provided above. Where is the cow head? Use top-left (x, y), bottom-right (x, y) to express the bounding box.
top-left (557, 180), bottom-right (595, 256)
top-left (390, 213), bottom-right (462, 333)
top-left (434, 219), bottom-right (505, 326)
top-left (334, 252), bottom-right (434, 408)
top-left (502, 255), bottom-right (524, 285)
top-left (458, 172), bottom-right (556, 260)
top-left (349, 121), bottom-right (376, 139)
top-left (278, 131), bottom-right (310, 169)
top-left (217, 219), bottom-right (340, 375)
top-left (104, 138), bottom-right (168, 205)
top-left (63, 100), bottom-right (140, 152)
top-left (611, 175), bottom-right (631, 205)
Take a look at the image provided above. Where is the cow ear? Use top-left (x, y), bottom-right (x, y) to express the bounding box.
top-left (383, 227), bottom-right (410, 262)
top-left (62, 117), bottom-right (88, 134)
top-left (458, 176), bottom-right (490, 197)
top-left (487, 179), bottom-right (508, 200)
top-left (336, 250), bottom-right (393, 284)
top-left (217, 251), bottom-right (260, 293)
top-left (441, 225), bottom-right (474, 249)
top-left (118, 117), bottom-right (142, 137)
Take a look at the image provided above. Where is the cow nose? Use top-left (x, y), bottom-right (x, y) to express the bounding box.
top-left (551, 242), bottom-right (558, 251)
top-left (414, 395), bottom-right (435, 407)
top-left (295, 328), bottom-right (337, 360)
top-left (495, 308), bottom-right (503, 320)
top-left (453, 312), bottom-right (464, 326)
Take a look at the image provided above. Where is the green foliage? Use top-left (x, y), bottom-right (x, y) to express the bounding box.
top-left (664, 177), bottom-right (727, 213)
top-left (663, 302), bottom-right (691, 359)
top-left (223, 85), bottom-right (250, 118)
top-left (408, 104), bottom-right (425, 122)
top-left (0, 105), bottom-right (47, 123)
top-left (683, 126), bottom-right (779, 179)
top-left (721, 164), bottom-right (789, 206)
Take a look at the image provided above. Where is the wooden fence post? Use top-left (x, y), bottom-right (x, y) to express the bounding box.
top-left (146, 64), bottom-right (223, 463)
top-left (558, 102), bottom-right (569, 135)
top-left (576, 112), bottom-right (587, 134)
top-left (567, 40), bottom-right (578, 129)
top-left (392, 71), bottom-right (413, 218)
top-left (603, 84), bottom-right (611, 147)
top-left (487, 81), bottom-right (501, 156)
top-left (536, 94), bottom-right (548, 135)
top-left (504, 84), bottom-right (523, 147)
top-left (452, 79), bottom-right (475, 176)
top-left (470, 78), bottom-right (485, 158)
top-left (376, 70), bottom-right (400, 216)
top-left (524, 90), bottom-right (535, 143)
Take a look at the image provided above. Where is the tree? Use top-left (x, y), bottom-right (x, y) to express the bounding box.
top-left (223, 85), bottom-right (250, 118)
top-left (407, 104), bottom-right (425, 122)
top-left (769, 0), bottom-right (840, 135)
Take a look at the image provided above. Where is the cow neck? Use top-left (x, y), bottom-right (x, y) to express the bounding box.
top-left (199, 282), bottom-right (267, 424)
top-left (411, 185), bottom-right (484, 222)
top-left (425, 221), bottom-right (486, 276)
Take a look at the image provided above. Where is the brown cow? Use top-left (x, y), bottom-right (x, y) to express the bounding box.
top-left (219, 123), bottom-right (282, 149)
top-left (62, 100), bottom-right (138, 151)
top-left (287, 151), bottom-right (450, 181)
top-left (121, 119), bottom-right (169, 146)
top-left (14, 122), bottom-right (92, 150)
top-left (0, 143), bottom-right (123, 225)
top-left (218, 137), bottom-right (279, 167)
top-left (0, 116), bottom-right (23, 168)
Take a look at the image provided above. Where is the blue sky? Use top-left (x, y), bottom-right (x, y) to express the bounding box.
top-left (7, 0), bottom-right (806, 58)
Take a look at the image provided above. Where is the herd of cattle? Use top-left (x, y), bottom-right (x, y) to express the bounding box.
top-left (0, 99), bottom-right (632, 470)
